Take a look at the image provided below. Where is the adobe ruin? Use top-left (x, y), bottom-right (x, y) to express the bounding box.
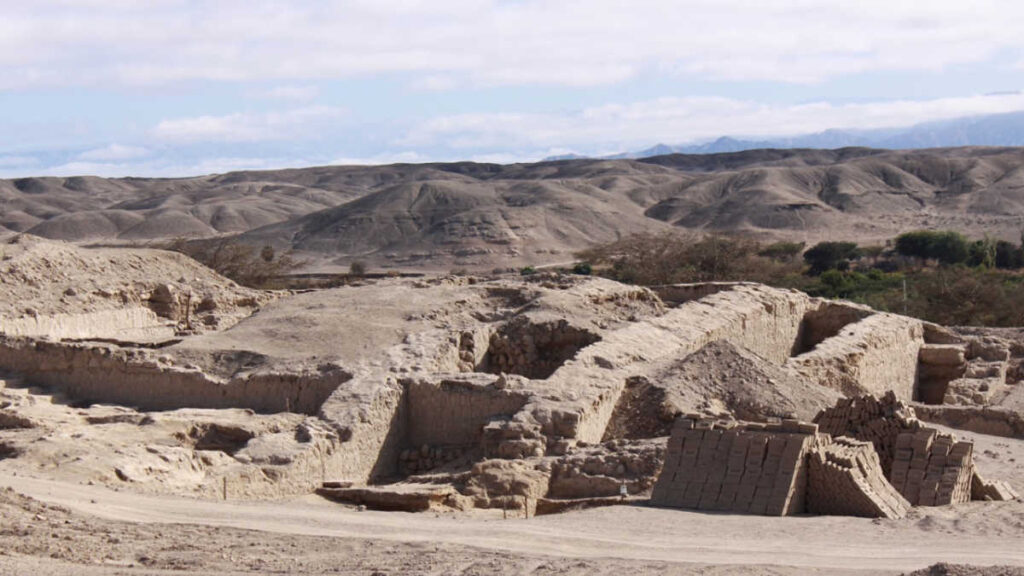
top-left (0, 236), bottom-right (1019, 516)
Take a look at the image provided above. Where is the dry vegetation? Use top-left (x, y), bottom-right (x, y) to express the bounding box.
top-left (164, 238), bottom-right (302, 289)
top-left (577, 231), bottom-right (1024, 327)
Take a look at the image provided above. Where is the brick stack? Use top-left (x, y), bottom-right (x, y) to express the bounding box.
top-left (813, 392), bottom-right (920, 475)
top-left (888, 428), bottom-right (974, 506)
top-left (651, 416), bottom-right (818, 516)
top-left (806, 436), bottom-right (911, 519)
top-left (971, 470), bottom-right (1020, 502)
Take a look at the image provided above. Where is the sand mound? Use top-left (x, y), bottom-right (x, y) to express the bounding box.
top-left (607, 340), bottom-right (842, 436)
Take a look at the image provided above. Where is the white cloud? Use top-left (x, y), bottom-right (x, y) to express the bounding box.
top-left (2, 1), bottom-right (1023, 89)
top-left (400, 93), bottom-right (1024, 152)
top-left (152, 106), bottom-right (345, 143)
top-left (77, 143), bottom-right (149, 161)
top-left (261, 85), bottom-right (320, 102)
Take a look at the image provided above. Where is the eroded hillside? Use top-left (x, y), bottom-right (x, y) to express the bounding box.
top-left (6, 147), bottom-right (1024, 270)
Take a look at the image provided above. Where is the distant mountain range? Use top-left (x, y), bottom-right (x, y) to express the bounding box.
top-left (545, 110), bottom-right (1024, 160)
top-left (8, 147), bottom-right (1024, 272)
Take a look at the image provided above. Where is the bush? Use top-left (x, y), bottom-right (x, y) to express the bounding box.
top-left (995, 241), bottom-right (1024, 269)
top-left (349, 261), bottom-right (367, 276)
top-left (572, 262), bottom-right (592, 275)
top-left (803, 241), bottom-right (862, 275)
top-left (578, 232), bottom-right (799, 286)
top-left (757, 241), bottom-right (805, 262)
top-left (519, 266), bottom-right (537, 276)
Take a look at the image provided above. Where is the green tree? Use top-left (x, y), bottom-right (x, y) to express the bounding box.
top-left (894, 230), bottom-right (969, 265)
top-left (803, 241), bottom-right (862, 275)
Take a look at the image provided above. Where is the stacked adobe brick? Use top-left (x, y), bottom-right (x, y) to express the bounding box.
top-left (889, 428), bottom-right (974, 506)
top-left (813, 391), bottom-right (919, 475)
top-left (651, 417), bottom-right (819, 516)
top-left (813, 394), bottom-right (1015, 507)
top-left (806, 436), bottom-right (911, 519)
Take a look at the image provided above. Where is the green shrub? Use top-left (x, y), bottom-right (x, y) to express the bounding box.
top-left (572, 262), bottom-right (592, 275)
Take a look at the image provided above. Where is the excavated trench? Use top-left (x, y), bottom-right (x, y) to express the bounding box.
top-left (791, 303), bottom-right (872, 356)
top-left (479, 317), bottom-right (600, 379)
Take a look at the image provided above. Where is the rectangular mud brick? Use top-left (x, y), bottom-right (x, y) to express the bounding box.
top-left (682, 482), bottom-right (704, 509)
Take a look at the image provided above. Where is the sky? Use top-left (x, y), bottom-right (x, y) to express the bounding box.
top-left (3, 0), bottom-right (1024, 177)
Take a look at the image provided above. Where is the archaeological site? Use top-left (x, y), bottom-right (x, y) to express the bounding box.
top-left (2, 233), bottom-right (1024, 574)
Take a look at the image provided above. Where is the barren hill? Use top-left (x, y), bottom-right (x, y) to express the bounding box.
top-left (6, 147), bottom-right (1024, 270)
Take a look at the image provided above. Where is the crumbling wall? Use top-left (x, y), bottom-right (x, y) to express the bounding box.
top-left (0, 336), bottom-right (344, 414)
top-left (0, 307), bottom-right (174, 341)
top-left (913, 405), bottom-right (1024, 440)
top-left (806, 437), bottom-right (911, 519)
top-left (787, 313), bottom-right (924, 400)
top-left (564, 285), bottom-right (816, 444)
top-left (547, 438), bottom-right (664, 499)
top-left (651, 417), bottom-right (818, 516)
top-left (483, 318), bottom-right (600, 379)
top-left (404, 377), bottom-right (530, 447)
top-left (650, 282), bottom-right (753, 307)
top-left (319, 377), bottom-right (407, 483)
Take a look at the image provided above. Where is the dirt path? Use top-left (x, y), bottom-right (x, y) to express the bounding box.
top-left (4, 471), bottom-right (1024, 574)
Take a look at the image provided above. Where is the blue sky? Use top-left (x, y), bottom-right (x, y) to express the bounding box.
top-left (3, 0), bottom-right (1024, 177)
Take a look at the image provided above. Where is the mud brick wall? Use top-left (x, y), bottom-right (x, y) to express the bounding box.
top-left (889, 428), bottom-right (974, 506)
top-left (652, 417), bottom-right (818, 516)
top-left (0, 336), bottom-right (345, 415)
top-left (404, 378), bottom-right (530, 447)
top-left (787, 313), bottom-right (924, 401)
top-left (806, 437), bottom-right (911, 519)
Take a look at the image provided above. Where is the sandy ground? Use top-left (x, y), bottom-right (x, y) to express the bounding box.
top-left (3, 466), bottom-right (1024, 576)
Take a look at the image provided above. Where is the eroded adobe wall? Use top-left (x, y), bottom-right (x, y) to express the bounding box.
top-left (787, 313), bottom-right (925, 400)
top-left (0, 336), bottom-right (345, 414)
top-left (0, 307), bottom-right (174, 341)
top-left (564, 285), bottom-right (816, 443)
top-left (318, 377), bottom-right (407, 483)
top-left (650, 282), bottom-right (758, 307)
top-left (404, 377), bottom-right (530, 447)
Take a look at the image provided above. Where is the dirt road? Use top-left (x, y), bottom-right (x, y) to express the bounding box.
top-left (4, 471), bottom-right (1024, 575)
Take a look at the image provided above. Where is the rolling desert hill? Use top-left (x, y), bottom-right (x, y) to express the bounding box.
top-left (4, 147), bottom-right (1024, 271)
